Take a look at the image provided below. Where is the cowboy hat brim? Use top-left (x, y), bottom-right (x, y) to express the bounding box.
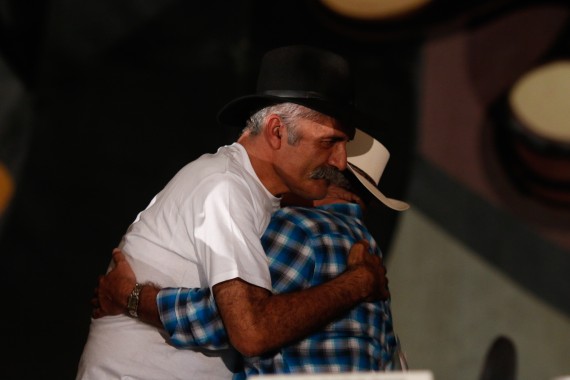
top-left (347, 163), bottom-right (410, 211)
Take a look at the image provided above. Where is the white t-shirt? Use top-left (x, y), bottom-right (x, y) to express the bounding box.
top-left (77, 143), bottom-right (281, 380)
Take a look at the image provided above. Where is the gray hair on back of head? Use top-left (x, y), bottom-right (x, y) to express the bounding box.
top-left (244, 103), bottom-right (331, 145)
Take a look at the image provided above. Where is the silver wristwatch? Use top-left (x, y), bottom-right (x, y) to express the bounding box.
top-left (127, 283), bottom-right (143, 318)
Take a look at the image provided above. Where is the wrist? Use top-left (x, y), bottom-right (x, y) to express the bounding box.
top-left (136, 283), bottom-right (163, 328)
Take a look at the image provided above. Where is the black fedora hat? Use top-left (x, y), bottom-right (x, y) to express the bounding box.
top-left (217, 45), bottom-right (359, 138)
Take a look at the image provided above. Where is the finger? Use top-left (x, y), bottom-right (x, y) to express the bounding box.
top-left (349, 193), bottom-right (362, 204)
top-left (348, 240), bottom-right (370, 262)
top-left (355, 240), bottom-right (370, 253)
top-left (356, 239), bottom-right (370, 252)
top-left (112, 249), bottom-right (126, 263)
top-left (347, 247), bottom-right (365, 266)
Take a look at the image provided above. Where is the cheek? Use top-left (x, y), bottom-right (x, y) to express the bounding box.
top-left (283, 156), bottom-right (312, 177)
top-left (282, 146), bottom-right (329, 179)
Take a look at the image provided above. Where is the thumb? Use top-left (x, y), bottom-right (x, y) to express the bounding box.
top-left (347, 240), bottom-right (370, 266)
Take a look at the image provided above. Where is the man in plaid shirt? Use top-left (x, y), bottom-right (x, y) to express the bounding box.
top-left (160, 189), bottom-right (397, 377)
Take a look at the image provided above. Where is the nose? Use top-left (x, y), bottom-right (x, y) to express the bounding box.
top-left (328, 142), bottom-right (348, 171)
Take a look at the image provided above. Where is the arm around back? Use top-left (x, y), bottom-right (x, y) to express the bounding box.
top-left (213, 239), bottom-right (389, 357)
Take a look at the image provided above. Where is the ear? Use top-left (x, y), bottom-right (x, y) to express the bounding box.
top-left (264, 114), bottom-right (283, 149)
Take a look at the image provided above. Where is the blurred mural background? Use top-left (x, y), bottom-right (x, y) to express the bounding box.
top-left (0, 0), bottom-right (568, 379)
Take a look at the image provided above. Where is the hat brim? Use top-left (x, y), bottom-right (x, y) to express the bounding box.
top-left (347, 163), bottom-right (410, 211)
top-left (217, 94), bottom-right (363, 138)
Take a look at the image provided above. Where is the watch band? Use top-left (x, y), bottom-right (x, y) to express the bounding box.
top-left (127, 283), bottom-right (143, 318)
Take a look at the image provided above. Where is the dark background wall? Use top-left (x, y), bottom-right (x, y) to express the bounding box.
top-left (0, 1), bottom-right (568, 378)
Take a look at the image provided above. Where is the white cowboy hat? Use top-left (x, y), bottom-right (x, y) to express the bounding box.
top-left (347, 129), bottom-right (410, 211)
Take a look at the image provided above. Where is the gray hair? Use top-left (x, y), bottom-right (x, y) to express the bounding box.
top-left (244, 103), bottom-right (330, 145)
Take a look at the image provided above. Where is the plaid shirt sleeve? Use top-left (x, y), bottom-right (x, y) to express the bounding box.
top-left (157, 287), bottom-right (229, 350)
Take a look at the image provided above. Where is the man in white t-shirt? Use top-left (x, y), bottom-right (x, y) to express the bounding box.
top-left (77, 45), bottom-right (392, 380)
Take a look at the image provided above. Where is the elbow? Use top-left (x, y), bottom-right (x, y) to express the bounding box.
top-left (229, 329), bottom-right (273, 357)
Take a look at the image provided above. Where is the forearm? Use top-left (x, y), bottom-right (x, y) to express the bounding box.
top-left (136, 284), bottom-right (162, 328)
top-left (215, 265), bottom-right (373, 357)
top-left (260, 267), bottom-right (370, 338)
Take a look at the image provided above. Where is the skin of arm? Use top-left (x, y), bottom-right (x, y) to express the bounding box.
top-left (93, 241), bottom-right (388, 357)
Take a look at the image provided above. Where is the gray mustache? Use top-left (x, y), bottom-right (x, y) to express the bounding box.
top-left (309, 167), bottom-right (349, 188)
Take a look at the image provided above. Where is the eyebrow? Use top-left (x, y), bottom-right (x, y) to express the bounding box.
top-left (325, 135), bottom-right (349, 142)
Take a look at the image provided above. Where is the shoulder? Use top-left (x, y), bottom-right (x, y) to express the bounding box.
top-left (271, 206), bottom-right (330, 224)
top-left (268, 206), bottom-right (340, 237)
top-left (168, 145), bottom-right (253, 194)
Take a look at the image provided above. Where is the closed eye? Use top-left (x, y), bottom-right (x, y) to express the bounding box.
top-left (320, 137), bottom-right (346, 149)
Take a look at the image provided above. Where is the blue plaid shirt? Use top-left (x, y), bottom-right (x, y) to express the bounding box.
top-left (158, 203), bottom-right (397, 377)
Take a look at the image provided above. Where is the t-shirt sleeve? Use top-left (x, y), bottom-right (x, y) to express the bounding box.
top-left (190, 173), bottom-right (272, 290)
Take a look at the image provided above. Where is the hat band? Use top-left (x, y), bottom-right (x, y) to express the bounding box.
top-left (263, 90), bottom-right (354, 107)
top-left (348, 162), bottom-right (377, 187)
